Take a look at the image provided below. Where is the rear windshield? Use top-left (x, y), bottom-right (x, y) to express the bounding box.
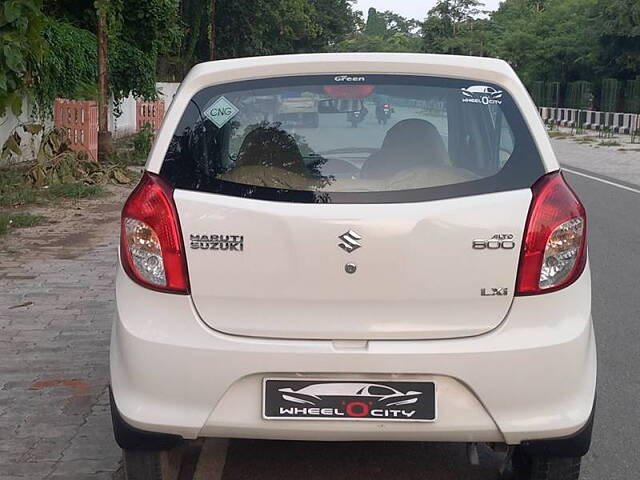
top-left (160, 75), bottom-right (544, 203)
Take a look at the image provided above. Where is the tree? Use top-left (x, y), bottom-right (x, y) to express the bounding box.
top-left (335, 8), bottom-right (420, 53)
top-left (593, 0), bottom-right (640, 80)
top-left (32, 0), bottom-right (181, 111)
top-left (364, 7), bottom-right (387, 36)
top-left (383, 11), bottom-right (420, 35)
top-left (209, 0), bottom-right (215, 60)
top-left (0, 0), bottom-right (47, 115)
top-left (422, 0), bottom-right (486, 55)
top-left (307, 0), bottom-right (359, 49)
top-left (161, 0), bottom-right (358, 76)
top-left (96, 0), bottom-right (111, 160)
top-left (486, 0), bottom-right (598, 85)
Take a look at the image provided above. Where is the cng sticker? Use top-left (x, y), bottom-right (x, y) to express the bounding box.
top-left (204, 96), bottom-right (239, 128)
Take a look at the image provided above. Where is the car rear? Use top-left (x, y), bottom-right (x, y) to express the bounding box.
top-left (110, 53), bottom-right (595, 477)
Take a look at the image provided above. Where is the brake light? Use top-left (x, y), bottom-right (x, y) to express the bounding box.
top-left (515, 172), bottom-right (587, 295)
top-left (120, 172), bottom-right (189, 294)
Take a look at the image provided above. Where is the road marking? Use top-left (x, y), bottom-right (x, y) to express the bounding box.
top-left (563, 168), bottom-right (640, 194)
top-left (193, 438), bottom-right (229, 480)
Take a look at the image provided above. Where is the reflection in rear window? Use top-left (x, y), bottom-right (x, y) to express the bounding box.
top-left (160, 75), bottom-right (544, 203)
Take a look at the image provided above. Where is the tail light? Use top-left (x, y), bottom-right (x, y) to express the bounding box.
top-left (516, 172), bottom-right (587, 295)
top-left (120, 172), bottom-right (189, 294)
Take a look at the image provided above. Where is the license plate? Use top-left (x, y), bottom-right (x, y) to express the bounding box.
top-left (263, 379), bottom-right (436, 422)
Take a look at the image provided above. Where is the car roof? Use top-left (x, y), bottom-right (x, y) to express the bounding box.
top-left (183, 53), bottom-right (516, 91)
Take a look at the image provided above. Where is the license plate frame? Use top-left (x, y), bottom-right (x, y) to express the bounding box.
top-left (262, 378), bottom-right (437, 422)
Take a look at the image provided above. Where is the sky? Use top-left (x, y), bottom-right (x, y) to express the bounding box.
top-left (352, 0), bottom-right (502, 21)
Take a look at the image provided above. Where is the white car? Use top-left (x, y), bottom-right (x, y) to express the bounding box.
top-left (110, 53), bottom-right (595, 480)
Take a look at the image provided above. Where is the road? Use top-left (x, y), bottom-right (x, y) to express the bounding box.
top-left (565, 171), bottom-right (640, 480)
top-left (1, 138), bottom-right (639, 479)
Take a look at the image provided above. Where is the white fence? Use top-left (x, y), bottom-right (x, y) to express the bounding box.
top-left (1, 82), bottom-right (180, 164)
top-left (539, 107), bottom-right (640, 133)
top-left (0, 98), bottom-right (54, 164)
top-left (110, 82), bottom-right (179, 138)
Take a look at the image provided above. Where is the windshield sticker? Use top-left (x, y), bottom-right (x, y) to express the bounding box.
top-left (204, 96), bottom-right (239, 128)
top-left (334, 75), bottom-right (366, 83)
top-left (461, 86), bottom-right (503, 105)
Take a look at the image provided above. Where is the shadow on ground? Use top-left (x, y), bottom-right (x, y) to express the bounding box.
top-left (223, 440), bottom-right (505, 480)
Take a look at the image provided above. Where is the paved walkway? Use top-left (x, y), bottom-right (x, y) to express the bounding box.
top-left (0, 191), bottom-right (127, 480)
top-left (0, 244), bottom-right (122, 479)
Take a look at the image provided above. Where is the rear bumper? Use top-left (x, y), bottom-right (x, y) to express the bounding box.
top-left (110, 264), bottom-right (596, 445)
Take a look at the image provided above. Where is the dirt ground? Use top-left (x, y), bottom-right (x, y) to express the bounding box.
top-left (0, 184), bottom-right (132, 268)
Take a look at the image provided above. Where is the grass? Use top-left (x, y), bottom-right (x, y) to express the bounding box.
top-left (548, 131), bottom-right (572, 139)
top-left (47, 183), bottom-right (105, 200)
top-left (599, 140), bottom-right (622, 147)
top-left (107, 128), bottom-right (153, 166)
top-left (0, 166), bottom-right (111, 237)
top-left (0, 212), bottom-right (44, 236)
top-left (574, 136), bottom-right (597, 144)
top-left (0, 167), bottom-right (39, 206)
top-left (1, 166), bottom-right (108, 206)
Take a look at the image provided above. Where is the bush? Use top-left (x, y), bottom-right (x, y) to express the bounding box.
top-left (131, 123), bottom-right (155, 165)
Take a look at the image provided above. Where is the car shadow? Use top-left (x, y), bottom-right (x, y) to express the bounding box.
top-left (222, 440), bottom-right (506, 479)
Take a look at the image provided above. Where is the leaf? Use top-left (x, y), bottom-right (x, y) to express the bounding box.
top-left (22, 123), bottom-right (43, 135)
top-left (9, 92), bottom-right (22, 115)
top-left (9, 131), bottom-right (22, 155)
top-left (29, 166), bottom-right (45, 187)
top-left (42, 141), bottom-right (53, 158)
top-left (113, 169), bottom-right (130, 184)
top-left (18, 0), bottom-right (41, 13)
top-left (13, 16), bottom-right (28, 34)
top-left (8, 131), bottom-right (21, 154)
top-left (4, 44), bottom-right (25, 73)
top-left (1, 146), bottom-right (10, 162)
top-left (4, 1), bottom-right (21, 23)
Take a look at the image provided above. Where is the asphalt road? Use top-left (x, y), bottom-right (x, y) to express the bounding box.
top-left (216, 171), bottom-right (640, 480)
top-left (566, 171), bottom-right (640, 480)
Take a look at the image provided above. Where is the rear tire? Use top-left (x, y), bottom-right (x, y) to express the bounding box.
top-left (512, 449), bottom-right (582, 480)
top-left (123, 447), bottom-right (184, 480)
top-left (123, 450), bottom-right (163, 480)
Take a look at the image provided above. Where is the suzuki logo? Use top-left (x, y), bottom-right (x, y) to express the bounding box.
top-left (338, 230), bottom-right (362, 253)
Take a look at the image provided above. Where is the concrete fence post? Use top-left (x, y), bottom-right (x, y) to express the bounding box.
top-left (53, 99), bottom-right (98, 161)
top-left (136, 99), bottom-right (166, 133)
